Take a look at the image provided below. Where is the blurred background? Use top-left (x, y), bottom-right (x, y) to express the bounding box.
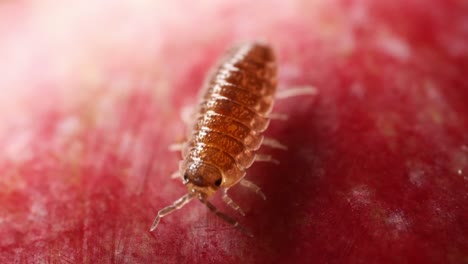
top-left (0, 0), bottom-right (466, 263)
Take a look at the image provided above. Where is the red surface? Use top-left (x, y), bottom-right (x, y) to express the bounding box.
top-left (0, 0), bottom-right (467, 263)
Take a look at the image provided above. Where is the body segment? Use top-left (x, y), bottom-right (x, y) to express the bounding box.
top-left (182, 43), bottom-right (277, 190)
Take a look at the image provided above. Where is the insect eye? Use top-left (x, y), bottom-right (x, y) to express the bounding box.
top-left (214, 178), bottom-right (222, 187)
top-left (183, 173), bottom-right (189, 183)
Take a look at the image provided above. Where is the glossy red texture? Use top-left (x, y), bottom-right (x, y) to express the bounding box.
top-left (0, 0), bottom-right (467, 263)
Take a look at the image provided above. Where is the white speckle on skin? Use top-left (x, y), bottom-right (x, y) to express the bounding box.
top-left (54, 116), bottom-right (82, 148)
top-left (347, 185), bottom-right (372, 208)
top-left (30, 200), bottom-right (48, 218)
top-left (338, 32), bottom-right (356, 55)
top-left (27, 195), bottom-right (49, 228)
top-left (95, 96), bottom-right (116, 126)
top-left (117, 131), bottom-right (134, 158)
top-left (443, 18), bottom-right (468, 57)
top-left (425, 80), bottom-right (441, 100)
top-left (377, 32), bottom-right (411, 61)
top-left (10, 247), bottom-right (25, 263)
top-left (180, 105), bottom-right (195, 126)
top-left (451, 146), bottom-right (468, 179)
top-left (3, 131), bottom-right (33, 163)
top-left (386, 211), bottom-right (410, 232)
top-left (56, 116), bottom-right (81, 138)
top-left (350, 82), bottom-right (365, 99)
top-left (279, 63), bottom-right (301, 81)
top-left (349, 1), bottom-right (368, 24)
top-left (409, 168), bottom-right (425, 187)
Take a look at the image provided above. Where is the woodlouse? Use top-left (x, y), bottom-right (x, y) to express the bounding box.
top-left (150, 42), bottom-right (316, 236)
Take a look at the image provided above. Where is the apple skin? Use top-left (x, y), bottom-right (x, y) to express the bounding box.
top-left (0, 0), bottom-right (466, 263)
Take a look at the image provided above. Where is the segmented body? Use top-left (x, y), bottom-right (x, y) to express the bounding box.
top-left (181, 43), bottom-right (277, 189)
top-left (150, 43), bottom-right (281, 235)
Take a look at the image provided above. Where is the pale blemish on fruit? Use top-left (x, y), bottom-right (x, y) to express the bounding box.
top-left (386, 211), bottom-right (410, 232)
top-left (350, 82), bottom-right (365, 99)
top-left (423, 80), bottom-right (446, 125)
top-left (450, 146), bottom-right (468, 180)
top-left (347, 185), bottom-right (373, 208)
top-left (28, 199), bottom-right (48, 220)
top-left (377, 31), bottom-right (412, 61)
top-left (408, 168), bottom-right (425, 188)
top-left (54, 116), bottom-right (83, 148)
top-left (406, 160), bottom-right (431, 188)
top-left (3, 131), bottom-right (33, 164)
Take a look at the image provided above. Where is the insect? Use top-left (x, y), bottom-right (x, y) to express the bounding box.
top-left (150, 42), bottom-right (316, 236)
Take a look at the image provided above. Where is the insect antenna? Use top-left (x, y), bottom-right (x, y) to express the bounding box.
top-left (150, 192), bottom-right (196, 232)
top-left (200, 197), bottom-right (253, 237)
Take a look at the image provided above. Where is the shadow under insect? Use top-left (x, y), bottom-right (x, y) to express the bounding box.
top-left (250, 97), bottom-right (325, 258)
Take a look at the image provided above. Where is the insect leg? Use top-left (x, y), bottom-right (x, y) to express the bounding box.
top-left (168, 104), bottom-right (194, 152)
top-left (240, 179), bottom-right (266, 200)
top-left (150, 192), bottom-right (196, 232)
top-left (168, 143), bottom-right (184, 152)
top-left (262, 137), bottom-right (287, 150)
top-left (170, 171), bottom-right (180, 179)
top-left (276, 86), bottom-right (317, 100)
top-left (201, 198), bottom-right (253, 237)
top-left (222, 188), bottom-right (246, 216)
top-left (255, 154), bottom-right (280, 165)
